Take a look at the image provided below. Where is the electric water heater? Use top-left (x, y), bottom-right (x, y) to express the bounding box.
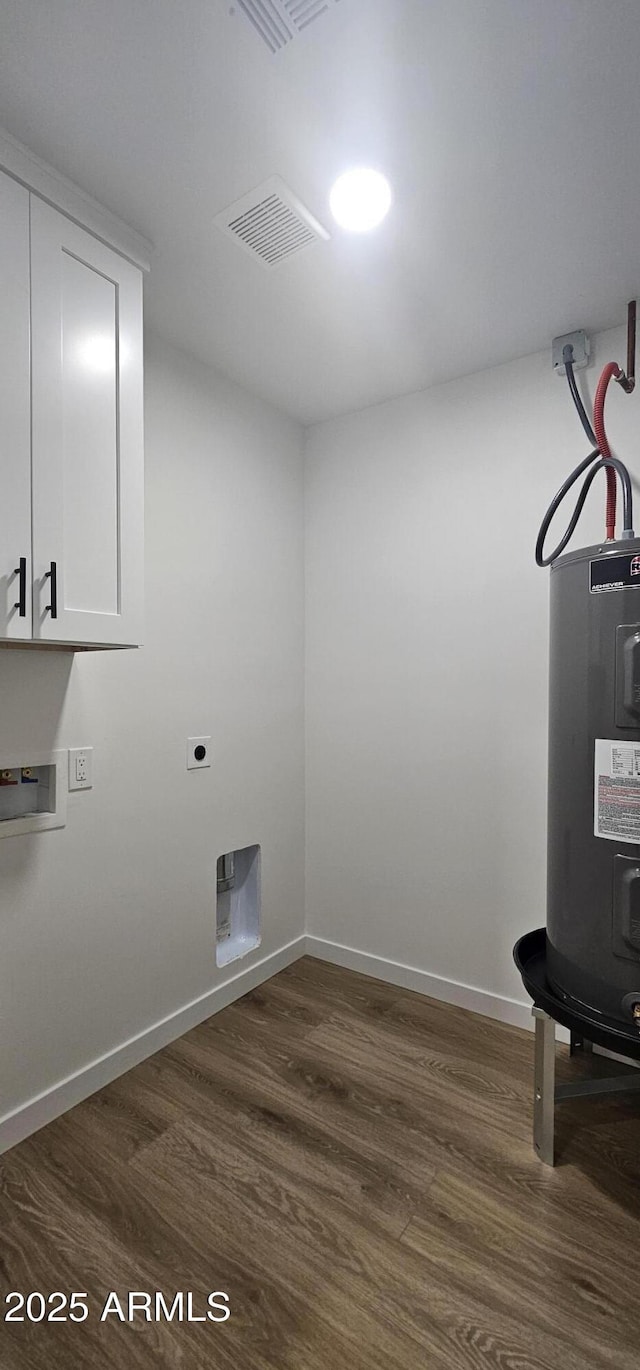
top-left (547, 537), bottom-right (640, 1024)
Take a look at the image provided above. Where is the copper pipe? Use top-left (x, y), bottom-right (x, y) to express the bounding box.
top-left (617, 299), bottom-right (636, 393)
top-left (628, 299), bottom-right (636, 386)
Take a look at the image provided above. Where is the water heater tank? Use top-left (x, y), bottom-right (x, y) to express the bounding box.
top-left (547, 536), bottom-right (640, 1024)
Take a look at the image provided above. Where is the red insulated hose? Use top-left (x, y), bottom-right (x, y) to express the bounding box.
top-left (594, 361), bottom-right (622, 539)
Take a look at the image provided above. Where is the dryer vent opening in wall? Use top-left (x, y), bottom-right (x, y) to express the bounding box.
top-left (216, 844), bottom-right (261, 967)
top-left (236, 0), bottom-right (341, 53)
top-left (214, 178), bottom-right (329, 268)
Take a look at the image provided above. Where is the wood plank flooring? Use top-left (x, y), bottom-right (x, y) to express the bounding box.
top-left (2, 956), bottom-right (640, 1369)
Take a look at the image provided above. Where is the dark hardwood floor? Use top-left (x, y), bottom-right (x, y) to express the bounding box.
top-left (2, 955), bottom-right (640, 1368)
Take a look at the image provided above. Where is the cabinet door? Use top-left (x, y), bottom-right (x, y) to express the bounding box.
top-left (30, 198), bottom-right (143, 646)
top-left (0, 172), bottom-right (32, 641)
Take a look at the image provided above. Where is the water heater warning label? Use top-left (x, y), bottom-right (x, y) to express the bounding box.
top-left (595, 739), bottom-right (640, 843)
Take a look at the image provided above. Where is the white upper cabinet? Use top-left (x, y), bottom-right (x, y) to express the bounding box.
top-left (30, 200), bottom-right (143, 647)
top-left (0, 174), bottom-right (31, 642)
top-left (0, 154), bottom-right (145, 651)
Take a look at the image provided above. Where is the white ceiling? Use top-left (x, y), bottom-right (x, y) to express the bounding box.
top-left (1, 0), bottom-right (640, 423)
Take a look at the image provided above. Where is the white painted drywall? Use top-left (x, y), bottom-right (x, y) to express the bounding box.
top-left (305, 324), bottom-right (638, 1005)
top-left (4, 4), bottom-right (640, 424)
top-left (0, 332), bottom-right (304, 1122)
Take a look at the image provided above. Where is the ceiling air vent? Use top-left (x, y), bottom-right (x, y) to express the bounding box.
top-left (236, 0), bottom-right (340, 53)
top-left (215, 177), bottom-right (329, 268)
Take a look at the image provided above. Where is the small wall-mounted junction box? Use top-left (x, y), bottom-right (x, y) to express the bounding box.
top-left (552, 329), bottom-right (591, 374)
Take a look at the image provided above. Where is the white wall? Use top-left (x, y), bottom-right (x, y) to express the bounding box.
top-left (5, 316), bottom-right (636, 1142)
top-left (305, 324), bottom-right (637, 1017)
top-left (0, 332), bottom-right (305, 1138)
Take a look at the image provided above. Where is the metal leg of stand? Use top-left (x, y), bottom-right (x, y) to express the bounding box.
top-left (570, 1030), bottom-right (593, 1056)
top-left (533, 1008), bottom-right (556, 1166)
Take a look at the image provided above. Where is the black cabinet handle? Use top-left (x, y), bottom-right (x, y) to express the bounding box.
top-left (45, 561), bottom-right (57, 618)
top-left (13, 557), bottom-right (26, 617)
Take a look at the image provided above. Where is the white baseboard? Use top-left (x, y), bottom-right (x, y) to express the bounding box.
top-left (0, 936), bottom-right (305, 1156)
top-left (304, 934), bottom-right (543, 1034)
top-left (3, 932), bottom-right (586, 1156)
top-left (306, 934), bottom-right (633, 1065)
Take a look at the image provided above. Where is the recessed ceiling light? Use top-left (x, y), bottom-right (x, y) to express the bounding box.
top-left (329, 168), bottom-right (392, 233)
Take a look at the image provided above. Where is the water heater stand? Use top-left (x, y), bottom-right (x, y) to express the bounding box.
top-left (515, 928), bottom-right (640, 1164)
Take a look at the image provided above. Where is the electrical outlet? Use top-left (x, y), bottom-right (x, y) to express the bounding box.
top-left (187, 736), bottom-right (211, 770)
top-left (68, 747), bottom-right (93, 790)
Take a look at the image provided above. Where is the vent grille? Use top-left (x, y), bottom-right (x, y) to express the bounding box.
top-left (236, 0), bottom-right (340, 53)
top-left (215, 177), bottom-right (329, 268)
